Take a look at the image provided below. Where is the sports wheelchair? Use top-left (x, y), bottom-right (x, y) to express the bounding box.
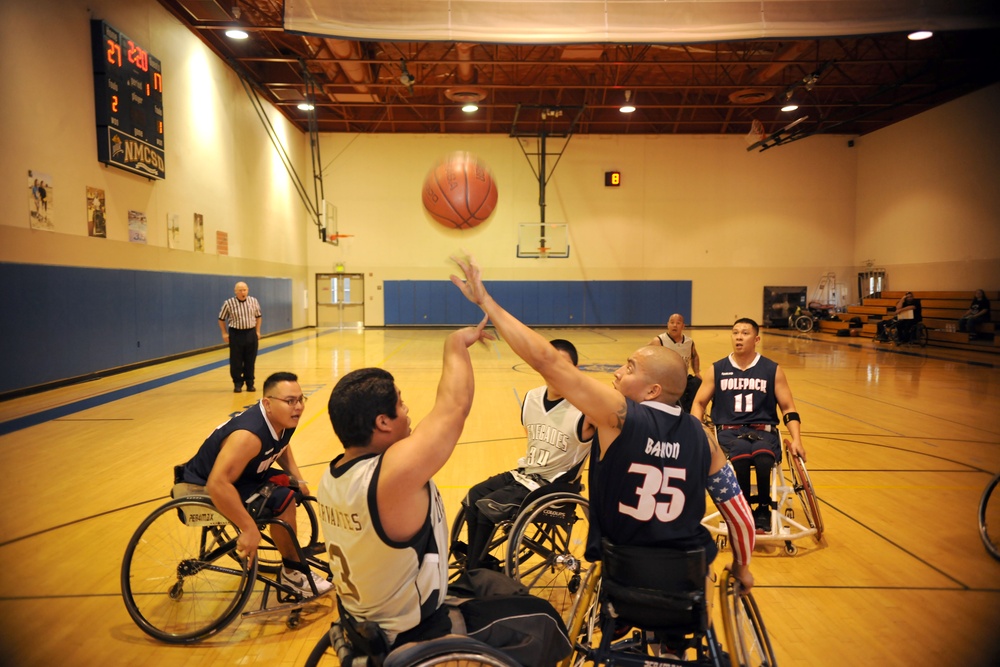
top-left (449, 473), bottom-right (591, 624)
top-left (304, 599), bottom-right (522, 667)
top-left (702, 440), bottom-right (824, 556)
top-left (875, 318), bottom-right (929, 347)
top-left (120, 470), bottom-right (331, 643)
top-left (788, 302), bottom-right (838, 333)
top-left (561, 540), bottom-right (777, 666)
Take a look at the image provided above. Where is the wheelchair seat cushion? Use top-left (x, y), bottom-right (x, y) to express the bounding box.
top-left (170, 482), bottom-right (207, 499)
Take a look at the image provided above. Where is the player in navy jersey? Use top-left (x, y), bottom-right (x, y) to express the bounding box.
top-left (691, 318), bottom-right (807, 533)
top-left (461, 338), bottom-right (595, 570)
top-left (181, 371), bottom-right (332, 597)
top-left (451, 254), bottom-right (756, 595)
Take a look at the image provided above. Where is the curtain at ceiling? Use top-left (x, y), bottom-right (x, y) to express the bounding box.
top-left (284, 0), bottom-right (1000, 43)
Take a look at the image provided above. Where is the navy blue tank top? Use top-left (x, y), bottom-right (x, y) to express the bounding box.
top-left (709, 354), bottom-right (779, 426)
top-left (587, 399), bottom-right (715, 561)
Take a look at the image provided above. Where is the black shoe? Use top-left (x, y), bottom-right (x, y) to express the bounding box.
top-left (246, 385), bottom-right (256, 392)
top-left (234, 385), bottom-right (242, 393)
top-left (754, 505), bottom-right (770, 533)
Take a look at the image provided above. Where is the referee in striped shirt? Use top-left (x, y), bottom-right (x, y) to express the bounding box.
top-left (218, 281), bottom-right (262, 393)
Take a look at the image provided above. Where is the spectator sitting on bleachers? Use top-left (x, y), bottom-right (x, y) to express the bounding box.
top-left (958, 289), bottom-right (991, 340)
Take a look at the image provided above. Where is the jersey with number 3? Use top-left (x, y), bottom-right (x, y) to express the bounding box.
top-left (317, 452), bottom-right (448, 645)
top-left (589, 399), bottom-right (713, 554)
top-left (710, 353), bottom-right (778, 426)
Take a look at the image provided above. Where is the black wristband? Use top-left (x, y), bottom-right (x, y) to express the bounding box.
top-left (783, 412), bottom-right (801, 425)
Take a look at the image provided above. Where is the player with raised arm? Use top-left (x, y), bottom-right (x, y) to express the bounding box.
top-left (450, 253), bottom-right (755, 590)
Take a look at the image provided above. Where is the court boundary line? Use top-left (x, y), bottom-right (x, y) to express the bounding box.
top-left (0, 330), bottom-right (338, 437)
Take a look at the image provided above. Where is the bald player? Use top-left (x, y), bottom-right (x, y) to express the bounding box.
top-left (450, 253), bottom-right (755, 592)
top-left (649, 313), bottom-right (702, 412)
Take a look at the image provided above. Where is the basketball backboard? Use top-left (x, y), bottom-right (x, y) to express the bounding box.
top-left (517, 222), bottom-right (569, 258)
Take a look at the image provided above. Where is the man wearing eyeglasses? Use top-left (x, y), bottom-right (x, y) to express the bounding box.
top-left (179, 371), bottom-right (333, 597)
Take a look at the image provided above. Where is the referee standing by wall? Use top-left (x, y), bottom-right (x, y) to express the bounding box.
top-left (218, 281), bottom-right (262, 393)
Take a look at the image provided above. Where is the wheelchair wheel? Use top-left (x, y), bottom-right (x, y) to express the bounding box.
top-left (448, 504), bottom-right (515, 580)
top-left (506, 492), bottom-right (589, 624)
top-left (912, 322), bottom-right (929, 347)
top-left (979, 473), bottom-right (1000, 562)
top-left (785, 442), bottom-right (824, 540)
top-left (792, 314), bottom-right (814, 333)
top-left (385, 635), bottom-right (522, 667)
top-left (719, 570), bottom-right (777, 667)
top-left (560, 562), bottom-right (602, 667)
top-left (121, 497), bottom-right (257, 643)
top-left (256, 495), bottom-right (321, 574)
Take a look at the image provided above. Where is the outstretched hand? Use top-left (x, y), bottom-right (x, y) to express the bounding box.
top-left (450, 253), bottom-right (489, 308)
top-left (453, 313), bottom-right (496, 349)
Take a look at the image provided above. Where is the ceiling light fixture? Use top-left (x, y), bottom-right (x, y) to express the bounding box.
top-left (297, 102), bottom-right (315, 111)
top-left (619, 90), bottom-right (636, 113)
top-left (462, 103), bottom-right (479, 113)
top-left (908, 30), bottom-right (933, 41)
top-left (225, 29), bottom-right (248, 40)
top-left (780, 88), bottom-right (799, 112)
top-left (398, 59), bottom-right (416, 93)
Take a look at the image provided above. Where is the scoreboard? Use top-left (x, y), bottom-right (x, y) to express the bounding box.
top-left (91, 20), bottom-right (165, 179)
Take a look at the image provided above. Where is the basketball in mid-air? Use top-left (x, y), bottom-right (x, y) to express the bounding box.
top-left (421, 152), bottom-right (498, 229)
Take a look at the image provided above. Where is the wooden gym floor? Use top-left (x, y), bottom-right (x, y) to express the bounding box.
top-left (1, 326), bottom-right (998, 666)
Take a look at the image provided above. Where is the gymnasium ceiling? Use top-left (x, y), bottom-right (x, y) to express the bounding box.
top-left (157, 0), bottom-right (1000, 148)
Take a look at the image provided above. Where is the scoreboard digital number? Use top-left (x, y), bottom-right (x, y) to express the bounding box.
top-left (91, 20), bottom-right (165, 179)
top-left (604, 170), bottom-right (621, 187)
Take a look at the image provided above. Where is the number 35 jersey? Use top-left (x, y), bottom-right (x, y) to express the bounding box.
top-left (588, 399), bottom-right (714, 557)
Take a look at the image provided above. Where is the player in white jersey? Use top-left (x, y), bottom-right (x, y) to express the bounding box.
top-left (461, 339), bottom-right (595, 570)
top-left (649, 313), bottom-right (702, 412)
top-left (318, 320), bottom-right (571, 665)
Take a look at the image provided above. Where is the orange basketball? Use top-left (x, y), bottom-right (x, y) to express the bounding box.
top-left (421, 152), bottom-right (498, 229)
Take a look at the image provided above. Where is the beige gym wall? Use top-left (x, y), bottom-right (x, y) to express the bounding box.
top-left (2, 0), bottom-right (997, 331)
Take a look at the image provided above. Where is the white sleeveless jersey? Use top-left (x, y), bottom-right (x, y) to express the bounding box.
top-left (317, 453), bottom-right (448, 644)
top-left (517, 386), bottom-right (592, 482)
top-left (656, 333), bottom-right (694, 371)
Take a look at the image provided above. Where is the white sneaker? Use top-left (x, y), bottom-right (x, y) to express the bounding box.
top-left (280, 567), bottom-right (333, 597)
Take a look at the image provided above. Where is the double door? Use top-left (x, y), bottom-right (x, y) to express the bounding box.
top-left (316, 273), bottom-right (364, 328)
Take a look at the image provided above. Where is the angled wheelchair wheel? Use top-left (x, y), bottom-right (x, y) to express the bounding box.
top-left (506, 492), bottom-right (590, 624)
top-left (979, 473), bottom-right (1000, 562)
top-left (385, 635), bottom-right (522, 667)
top-left (912, 322), bottom-right (929, 347)
top-left (560, 562), bottom-right (602, 667)
top-left (121, 497), bottom-right (257, 643)
top-left (256, 495), bottom-right (321, 574)
top-left (719, 570), bottom-right (777, 667)
top-left (792, 314), bottom-right (814, 333)
top-left (448, 504), bottom-right (514, 581)
top-left (784, 441), bottom-right (824, 540)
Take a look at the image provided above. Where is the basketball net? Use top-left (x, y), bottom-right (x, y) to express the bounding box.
top-left (745, 119), bottom-right (765, 146)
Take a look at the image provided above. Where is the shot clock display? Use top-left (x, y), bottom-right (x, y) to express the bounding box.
top-left (91, 20), bottom-right (165, 179)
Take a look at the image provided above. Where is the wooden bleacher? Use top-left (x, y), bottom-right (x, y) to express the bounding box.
top-left (817, 290), bottom-right (999, 352)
